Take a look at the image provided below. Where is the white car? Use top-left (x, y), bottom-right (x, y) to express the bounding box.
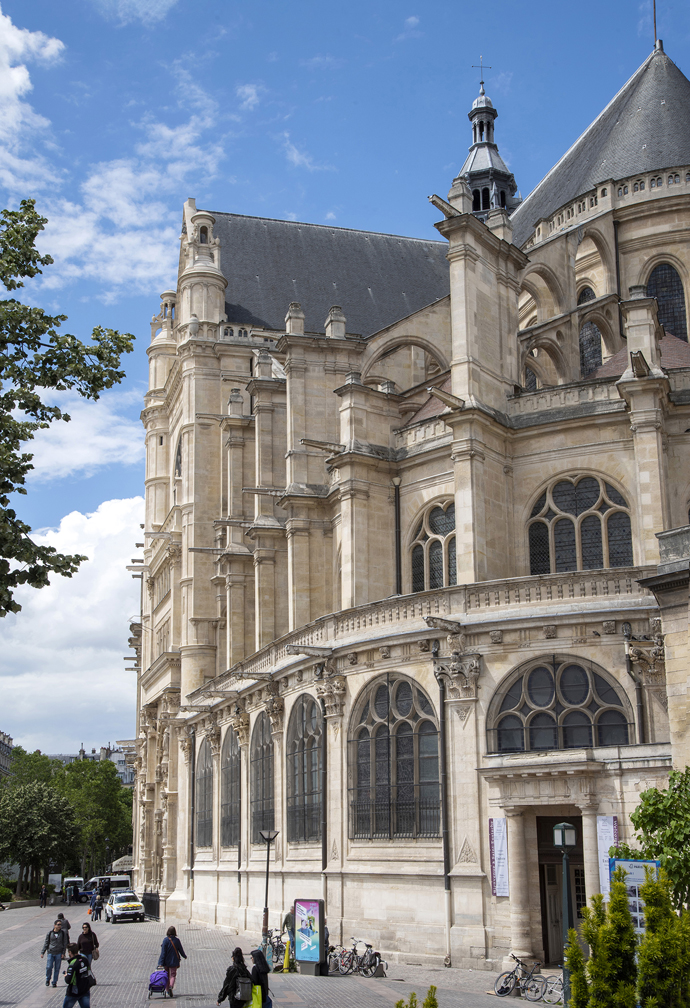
top-left (105, 891), bottom-right (145, 923)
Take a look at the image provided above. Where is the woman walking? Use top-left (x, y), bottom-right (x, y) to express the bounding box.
top-left (217, 947), bottom-right (251, 1007)
top-left (77, 923), bottom-right (99, 965)
top-left (249, 949), bottom-right (270, 1008)
top-left (157, 925), bottom-right (187, 998)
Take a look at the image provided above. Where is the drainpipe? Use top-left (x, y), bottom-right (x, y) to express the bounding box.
top-left (613, 219), bottom-right (624, 339)
top-left (434, 663), bottom-right (452, 966)
top-left (189, 727), bottom-right (196, 920)
top-left (319, 697), bottom-right (328, 899)
top-left (392, 478), bottom-right (402, 595)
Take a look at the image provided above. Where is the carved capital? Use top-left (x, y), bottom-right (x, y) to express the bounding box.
top-left (316, 675), bottom-right (346, 718)
top-left (230, 710), bottom-right (250, 747)
top-left (627, 633), bottom-right (665, 682)
top-left (434, 654), bottom-right (482, 698)
top-left (206, 725), bottom-right (222, 757)
top-left (265, 693), bottom-right (284, 733)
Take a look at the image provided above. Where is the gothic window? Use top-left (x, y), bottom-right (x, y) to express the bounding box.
top-left (410, 501), bottom-right (456, 593)
top-left (524, 366), bottom-right (537, 392)
top-left (577, 286), bottom-right (596, 305)
top-left (250, 712), bottom-right (274, 843)
top-left (195, 738), bottom-right (213, 847)
top-left (349, 675), bottom-right (440, 840)
top-left (647, 263), bottom-right (687, 342)
top-left (473, 189), bottom-right (480, 211)
top-left (579, 320), bottom-right (603, 376)
top-left (286, 694), bottom-right (322, 843)
top-left (174, 436), bottom-right (182, 477)
top-left (489, 660), bottom-right (631, 753)
top-left (482, 188), bottom-right (490, 210)
top-left (528, 476), bottom-right (633, 574)
top-left (239, 328), bottom-right (248, 338)
top-left (220, 728), bottom-right (241, 847)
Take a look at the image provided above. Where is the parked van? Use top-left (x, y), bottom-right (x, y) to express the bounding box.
top-left (79, 874), bottom-right (131, 903)
top-left (62, 877), bottom-right (84, 898)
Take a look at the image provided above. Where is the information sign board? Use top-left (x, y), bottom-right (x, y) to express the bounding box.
top-left (609, 858), bottom-right (660, 934)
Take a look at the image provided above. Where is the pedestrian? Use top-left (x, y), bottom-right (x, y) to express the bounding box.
top-left (157, 925), bottom-right (187, 998)
top-left (62, 942), bottom-right (93, 1008)
top-left (92, 896), bottom-right (103, 923)
top-left (89, 891), bottom-right (97, 916)
top-left (281, 908), bottom-right (294, 949)
top-left (249, 949), bottom-right (270, 1008)
top-left (39, 884), bottom-right (48, 908)
top-left (56, 913), bottom-right (71, 941)
top-left (102, 879), bottom-right (111, 901)
top-left (217, 947), bottom-right (252, 1007)
top-left (41, 920), bottom-right (68, 987)
top-left (77, 923), bottom-right (99, 965)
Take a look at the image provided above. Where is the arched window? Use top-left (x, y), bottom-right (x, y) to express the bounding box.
top-left (647, 263), bottom-right (687, 342)
top-left (500, 190), bottom-right (506, 208)
top-left (579, 320), bottom-right (603, 376)
top-left (489, 659), bottom-right (631, 753)
top-left (220, 728), bottom-right (241, 847)
top-left (482, 188), bottom-right (490, 210)
top-left (286, 694), bottom-right (322, 843)
top-left (174, 436), bottom-right (182, 477)
top-left (528, 476), bottom-right (633, 574)
top-left (195, 738), bottom-right (213, 847)
top-left (250, 712), bottom-right (274, 843)
top-left (199, 226), bottom-right (208, 243)
top-left (472, 189), bottom-right (481, 211)
top-left (410, 501), bottom-right (456, 593)
top-left (577, 286), bottom-right (596, 304)
top-left (349, 676), bottom-right (440, 839)
top-left (524, 366), bottom-right (537, 392)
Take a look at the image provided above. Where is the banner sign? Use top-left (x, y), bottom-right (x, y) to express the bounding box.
top-left (609, 858), bottom-right (660, 934)
top-left (294, 898), bottom-right (324, 963)
top-left (489, 818), bottom-right (509, 897)
top-left (596, 815), bottom-right (619, 897)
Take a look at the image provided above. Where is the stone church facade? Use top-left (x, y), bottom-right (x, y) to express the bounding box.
top-left (124, 42), bottom-right (690, 968)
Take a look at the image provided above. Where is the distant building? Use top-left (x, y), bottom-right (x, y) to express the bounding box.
top-left (47, 744), bottom-right (135, 787)
top-left (0, 731), bottom-right (12, 778)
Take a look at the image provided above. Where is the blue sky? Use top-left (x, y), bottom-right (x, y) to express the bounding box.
top-left (2, 0), bottom-right (689, 751)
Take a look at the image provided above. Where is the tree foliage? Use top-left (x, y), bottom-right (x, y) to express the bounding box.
top-left (574, 869), bottom-right (637, 1008)
top-left (5, 745), bottom-right (63, 786)
top-left (637, 867), bottom-right (690, 1008)
top-left (58, 758), bottom-right (132, 875)
top-left (0, 199), bottom-right (133, 616)
top-left (0, 781), bottom-right (79, 878)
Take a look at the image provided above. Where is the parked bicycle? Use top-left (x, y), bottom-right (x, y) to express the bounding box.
top-left (266, 929), bottom-right (286, 969)
top-left (541, 972), bottom-right (565, 1004)
top-left (494, 954), bottom-right (546, 1000)
top-left (337, 937), bottom-right (386, 977)
top-left (327, 944), bottom-right (345, 974)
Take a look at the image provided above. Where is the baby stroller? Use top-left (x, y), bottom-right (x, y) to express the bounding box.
top-left (148, 969), bottom-right (169, 999)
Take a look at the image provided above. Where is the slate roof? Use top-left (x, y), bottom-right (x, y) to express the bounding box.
top-left (460, 144), bottom-right (512, 176)
top-left (511, 47), bottom-right (690, 247)
top-left (588, 332), bottom-right (690, 378)
top-left (210, 212), bottom-right (450, 337)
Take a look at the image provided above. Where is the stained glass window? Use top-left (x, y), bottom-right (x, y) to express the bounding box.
top-left (250, 712), bottom-right (274, 843)
top-left (647, 263), bottom-right (687, 342)
top-left (409, 501), bottom-right (456, 592)
top-left (286, 694), bottom-right (322, 843)
top-left (195, 738), bottom-right (213, 847)
top-left (577, 287), bottom-right (596, 304)
top-left (220, 729), bottom-right (240, 846)
top-left (579, 320), bottom-right (603, 377)
top-left (524, 366), bottom-right (537, 391)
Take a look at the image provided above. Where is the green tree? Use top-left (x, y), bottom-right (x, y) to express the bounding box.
top-left (579, 869), bottom-right (637, 1008)
top-left (4, 745), bottom-right (63, 787)
top-left (0, 199), bottom-right (133, 616)
top-left (564, 928), bottom-right (589, 1008)
top-left (57, 759), bottom-right (132, 876)
top-left (422, 986), bottom-right (439, 1008)
top-left (0, 781), bottom-right (79, 897)
top-left (637, 867), bottom-right (690, 1008)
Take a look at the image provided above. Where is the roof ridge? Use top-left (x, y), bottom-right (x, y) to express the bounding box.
top-left (206, 210), bottom-right (446, 245)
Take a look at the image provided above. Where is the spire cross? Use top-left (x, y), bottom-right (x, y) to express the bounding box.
top-left (471, 55), bottom-right (492, 93)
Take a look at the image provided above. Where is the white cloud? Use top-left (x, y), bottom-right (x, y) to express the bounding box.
top-left (2, 497), bottom-right (144, 753)
top-left (236, 83), bottom-right (263, 111)
top-left (280, 132), bottom-right (334, 172)
top-left (88, 0), bottom-right (180, 25)
top-left (24, 389), bottom-right (145, 483)
top-left (0, 4), bottom-right (64, 192)
top-left (394, 15), bottom-right (422, 42)
top-left (325, 211), bottom-right (336, 220)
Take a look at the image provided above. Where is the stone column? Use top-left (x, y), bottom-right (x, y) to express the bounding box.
top-left (579, 803), bottom-right (600, 902)
top-left (503, 806), bottom-right (533, 959)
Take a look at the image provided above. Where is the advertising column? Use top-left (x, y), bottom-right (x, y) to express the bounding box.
top-left (294, 898), bottom-right (325, 975)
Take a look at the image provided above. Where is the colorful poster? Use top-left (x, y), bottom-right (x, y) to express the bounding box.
top-left (596, 815), bottom-right (619, 897)
top-left (609, 858), bottom-right (660, 934)
top-left (489, 818), bottom-right (509, 897)
top-left (294, 898), bottom-right (322, 962)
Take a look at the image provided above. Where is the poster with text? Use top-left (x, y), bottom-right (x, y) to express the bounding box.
top-left (609, 858), bottom-right (659, 934)
top-left (596, 815), bottom-right (619, 897)
top-left (489, 818), bottom-right (509, 897)
top-left (294, 898), bottom-right (323, 962)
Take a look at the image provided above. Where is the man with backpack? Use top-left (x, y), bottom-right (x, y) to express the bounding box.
top-left (41, 920), bottom-right (68, 987)
top-left (62, 942), bottom-right (95, 1008)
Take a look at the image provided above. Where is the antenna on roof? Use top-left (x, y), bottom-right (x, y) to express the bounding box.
top-left (471, 55), bottom-right (492, 94)
top-left (653, 0), bottom-right (657, 44)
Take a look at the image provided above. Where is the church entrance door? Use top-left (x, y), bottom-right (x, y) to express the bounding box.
top-left (536, 815), bottom-right (585, 965)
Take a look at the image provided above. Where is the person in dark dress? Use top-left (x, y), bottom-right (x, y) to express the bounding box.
top-left (157, 925), bottom-right (187, 998)
top-left (249, 950), bottom-right (270, 1008)
top-left (216, 947), bottom-right (251, 1006)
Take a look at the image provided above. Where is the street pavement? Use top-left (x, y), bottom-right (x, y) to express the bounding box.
top-left (0, 903), bottom-right (509, 1008)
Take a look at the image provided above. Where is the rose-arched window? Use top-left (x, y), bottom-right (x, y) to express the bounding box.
top-left (410, 501), bottom-right (456, 593)
top-left (250, 712), bottom-right (274, 843)
top-left (286, 694), bottom-right (322, 843)
top-left (488, 659), bottom-right (632, 753)
top-left (528, 476), bottom-right (633, 574)
top-left (195, 737), bottom-right (213, 847)
top-left (349, 675), bottom-right (440, 840)
top-left (221, 728), bottom-right (240, 847)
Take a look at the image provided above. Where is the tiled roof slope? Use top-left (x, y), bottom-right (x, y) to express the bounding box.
top-left (589, 332), bottom-right (690, 378)
top-left (511, 48), bottom-right (690, 247)
top-left (210, 212), bottom-right (450, 337)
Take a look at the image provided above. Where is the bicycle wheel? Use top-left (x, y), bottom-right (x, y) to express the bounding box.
top-left (338, 951), bottom-right (355, 975)
top-left (524, 976), bottom-right (547, 1002)
top-left (494, 972), bottom-right (517, 996)
top-left (542, 977), bottom-right (564, 1004)
top-left (360, 956), bottom-right (378, 978)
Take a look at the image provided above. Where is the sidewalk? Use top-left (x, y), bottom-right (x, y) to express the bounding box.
top-left (1, 904), bottom-right (507, 1007)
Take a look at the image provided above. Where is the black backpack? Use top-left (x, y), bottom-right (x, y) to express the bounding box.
top-left (235, 976), bottom-right (253, 1004)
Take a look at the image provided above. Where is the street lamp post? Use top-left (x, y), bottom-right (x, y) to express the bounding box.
top-left (553, 822), bottom-right (577, 1005)
top-left (259, 830), bottom-right (279, 956)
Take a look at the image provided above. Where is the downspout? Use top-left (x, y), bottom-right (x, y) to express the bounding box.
top-left (319, 697), bottom-right (328, 900)
top-left (613, 219), bottom-right (624, 339)
top-left (435, 664), bottom-right (452, 966)
top-left (189, 727), bottom-right (196, 921)
top-left (392, 478), bottom-right (402, 595)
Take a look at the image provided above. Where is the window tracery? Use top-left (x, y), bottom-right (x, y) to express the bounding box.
top-left (250, 712), bottom-right (274, 842)
top-left (647, 263), bottom-right (687, 342)
top-left (220, 728), bottom-right (240, 846)
top-left (349, 675), bottom-right (440, 840)
top-left (195, 738), bottom-right (213, 847)
top-left (488, 660), bottom-right (631, 753)
top-left (528, 476), bottom-right (633, 574)
top-left (286, 694), bottom-right (322, 843)
top-left (410, 501), bottom-right (456, 593)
